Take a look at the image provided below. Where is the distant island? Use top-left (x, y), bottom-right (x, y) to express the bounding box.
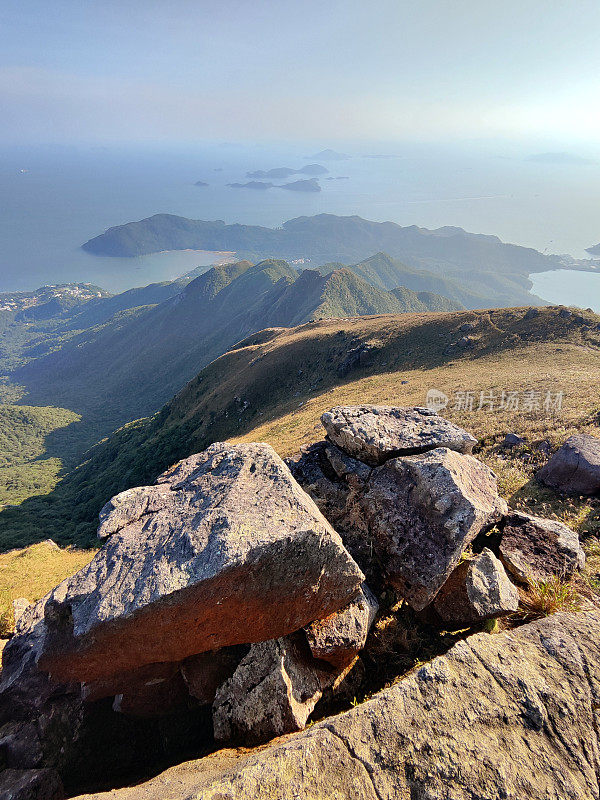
top-left (281, 178), bottom-right (321, 192)
top-left (247, 164), bottom-right (328, 179)
top-left (194, 180), bottom-right (209, 187)
top-left (227, 181), bottom-right (273, 190)
top-left (326, 176), bottom-right (350, 180)
top-left (306, 148), bottom-right (350, 161)
top-left (586, 242), bottom-right (600, 255)
top-left (527, 152), bottom-right (595, 165)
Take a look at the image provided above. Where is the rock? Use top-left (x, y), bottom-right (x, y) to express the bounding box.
top-left (212, 633), bottom-right (333, 745)
top-left (111, 665), bottom-right (189, 718)
top-left (180, 646), bottom-right (247, 705)
top-left (524, 307), bottom-right (540, 319)
top-left (458, 321), bottom-right (476, 332)
top-left (0, 721), bottom-right (43, 769)
top-left (362, 448), bottom-right (507, 609)
top-left (537, 434), bottom-right (600, 495)
top-left (456, 335), bottom-right (475, 347)
top-left (502, 432), bottom-right (525, 447)
top-left (12, 598), bottom-right (31, 627)
top-left (286, 442), bottom-right (375, 583)
top-left (71, 611), bottom-right (600, 800)
top-left (337, 343), bottom-right (376, 376)
top-left (559, 307), bottom-right (573, 318)
top-left (499, 512), bottom-right (585, 583)
top-left (536, 439), bottom-right (552, 455)
top-left (321, 406), bottom-right (477, 466)
top-left (304, 584), bottom-right (378, 668)
top-left (0, 769), bottom-right (64, 800)
top-left (37, 443), bottom-right (363, 684)
top-left (433, 548), bottom-right (519, 625)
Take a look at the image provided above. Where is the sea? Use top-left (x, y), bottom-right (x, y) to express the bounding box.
top-left (1, 140), bottom-right (600, 309)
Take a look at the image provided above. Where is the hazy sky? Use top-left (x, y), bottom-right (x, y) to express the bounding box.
top-left (1, 0), bottom-right (599, 146)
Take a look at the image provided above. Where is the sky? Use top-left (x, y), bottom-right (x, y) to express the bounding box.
top-left (1, 0), bottom-right (599, 146)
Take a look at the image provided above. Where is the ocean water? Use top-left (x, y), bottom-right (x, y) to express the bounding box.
top-left (1, 141), bottom-right (599, 294)
top-left (530, 270), bottom-right (600, 312)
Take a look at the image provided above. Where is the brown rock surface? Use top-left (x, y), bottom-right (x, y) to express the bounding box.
top-left (321, 405), bottom-right (477, 466)
top-left (500, 511), bottom-right (586, 583)
top-left (72, 610), bottom-right (600, 800)
top-left (36, 443), bottom-right (363, 684)
top-left (304, 584), bottom-right (378, 667)
top-left (362, 447), bottom-right (507, 609)
top-left (433, 548), bottom-right (519, 625)
top-left (212, 633), bottom-right (333, 744)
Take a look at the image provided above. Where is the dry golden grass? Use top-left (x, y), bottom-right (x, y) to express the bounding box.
top-left (516, 577), bottom-right (583, 621)
top-left (0, 541), bottom-right (95, 636)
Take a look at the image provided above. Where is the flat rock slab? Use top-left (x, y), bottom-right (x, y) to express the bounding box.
top-left (537, 433), bottom-right (600, 495)
top-left (500, 511), bottom-right (586, 583)
top-left (304, 583), bottom-right (378, 667)
top-left (72, 610), bottom-right (600, 800)
top-left (362, 447), bottom-right (507, 609)
top-left (37, 442), bottom-right (363, 684)
top-left (433, 548), bottom-right (519, 626)
top-left (321, 405), bottom-right (477, 466)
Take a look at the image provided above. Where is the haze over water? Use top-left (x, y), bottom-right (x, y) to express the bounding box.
top-left (1, 141), bottom-right (599, 296)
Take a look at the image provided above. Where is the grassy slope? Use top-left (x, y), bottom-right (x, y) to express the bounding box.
top-left (0, 541), bottom-right (94, 635)
top-left (1, 305), bottom-right (598, 551)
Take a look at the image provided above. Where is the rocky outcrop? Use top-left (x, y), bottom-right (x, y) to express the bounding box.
top-left (433, 548), bottom-right (519, 625)
top-left (3, 408), bottom-right (597, 799)
top-left (537, 433), bottom-right (600, 495)
top-left (72, 610), bottom-right (600, 800)
top-left (0, 768), bottom-right (63, 800)
top-left (500, 511), bottom-right (586, 583)
top-left (362, 448), bottom-right (507, 609)
top-left (37, 443), bottom-right (363, 685)
top-left (304, 584), bottom-right (378, 668)
top-left (321, 405), bottom-right (477, 466)
top-left (212, 634), bottom-right (333, 745)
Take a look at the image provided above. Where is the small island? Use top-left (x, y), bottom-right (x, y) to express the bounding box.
top-left (281, 179), bottom-right (321, 192)
top-left (247, 164), bottom-right (328, 179)
top-left (194, 180), bottom-right (209, 187)
top-left (306, 148), bottom-right (350, 161)
top-left (227, 181), bottom-right (273, 190)
top-left (586, 242), bottom-right (600, 256)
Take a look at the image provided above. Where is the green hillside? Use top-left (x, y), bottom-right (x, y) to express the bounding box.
top-left (1, 305), bottom-right (598, 551)
top-left (11, 259), bottom-right (460, 450)
top-left (0, 404), bottom-right (80, 509)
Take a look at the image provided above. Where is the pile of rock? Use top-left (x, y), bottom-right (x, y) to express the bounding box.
top-left (0, 409), bottom-right (589, 799)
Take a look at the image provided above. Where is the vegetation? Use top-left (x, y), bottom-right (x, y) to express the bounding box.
top-left (516, 577), bottom-right (582, 620)
top-left (0, 404), bottom-right (80, 508)
top-left (0, 541), bottom-right (94, 636)
top-left (0, 304), bottom-right (598, 552)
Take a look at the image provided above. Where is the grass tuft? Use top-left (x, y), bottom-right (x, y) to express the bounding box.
top-left (517, 576), bottom-right (582, 620)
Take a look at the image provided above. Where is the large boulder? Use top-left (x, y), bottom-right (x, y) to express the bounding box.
top-left (212, 633), bottom-right (332, 745)
top-left (36, 443), bottom-right (364, 685)
top-left (304, 584), bottom-right (378, 668)
top-left (499, 511), bottom-right (586, 583)
top-left (71, 610), bottom-right (600, 800)
top-left (537, 433), bottom-right (600, 495)
top-left (321, 405), bottom-right (477, 466)
top-left (361, 448), bottom-right (507, 609)
top-left (433, 548), bottom-right (519, 626)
